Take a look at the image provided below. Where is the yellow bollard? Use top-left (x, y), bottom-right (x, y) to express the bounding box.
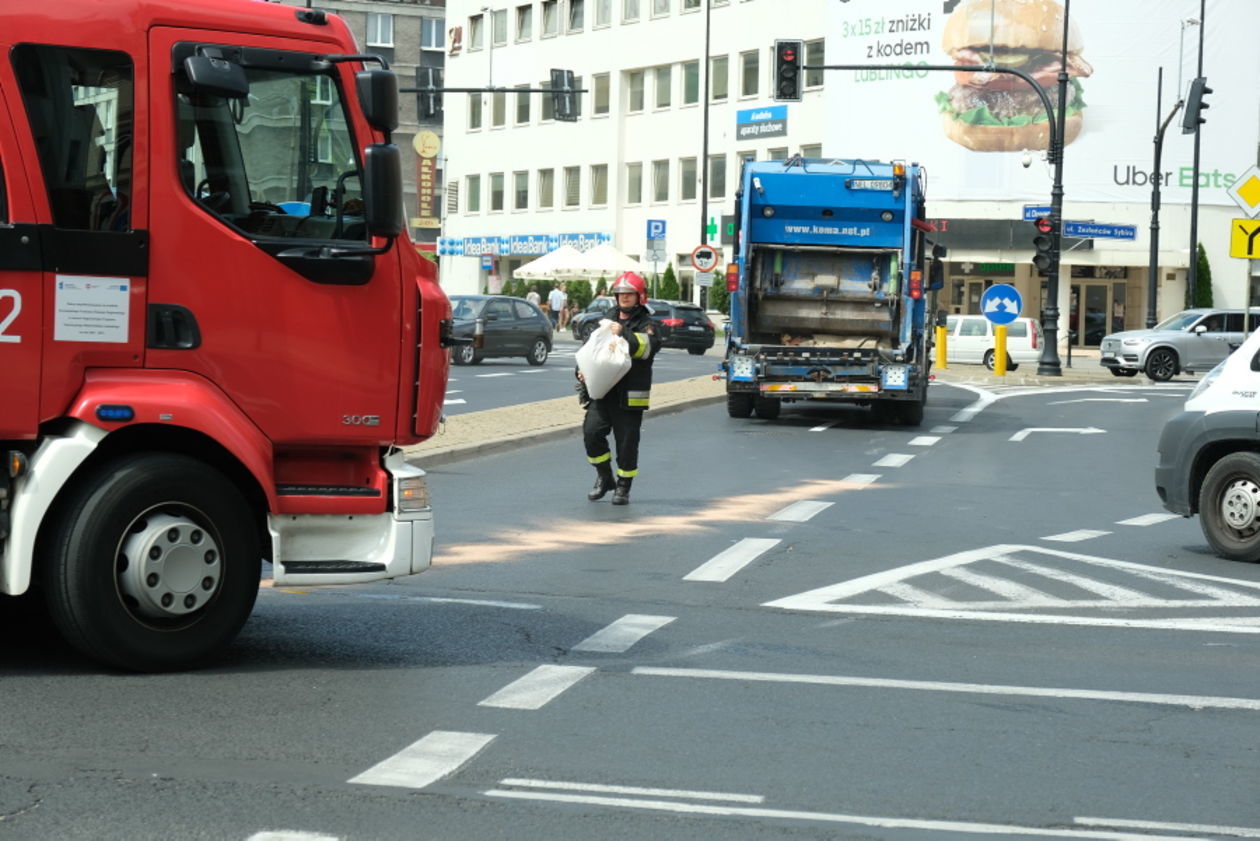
top-left (994, 324), bottom-right (1007, 376)
top-left (935, 324), bottom-right (948, 370)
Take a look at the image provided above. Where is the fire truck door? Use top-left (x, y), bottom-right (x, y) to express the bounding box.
top-left (0, 82), bottom-right (41, 439)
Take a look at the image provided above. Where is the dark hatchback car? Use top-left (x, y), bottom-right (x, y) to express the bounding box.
top-left (570, 297), bottom-right (716, 354)
top-left (448, 294), bottom-right (552, 365)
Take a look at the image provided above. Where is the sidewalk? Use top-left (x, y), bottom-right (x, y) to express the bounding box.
top-left (403, 348), bottom-right (1142, 467)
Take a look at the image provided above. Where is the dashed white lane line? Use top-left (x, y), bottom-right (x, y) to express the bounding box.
top-left (767, 500), bottom-right (834, 522)
top-left (930, 425), bottom-right (957, 434)
top-left (247, 833), bottom-right (339, 841)
top-left (475, 372), bottom-right (514, 378)
top-left (908, 436), bottom-right (940, 446)
top-left (498, 778), bottom-right (765, 804)
top-left (573, 614), bottom-right (675, 653)
top-left (809, 421), bottom-right (836, 432)
top-left (1117, 513), bottom-right (1182, 526)
top-left (518, 368), bottom-right (547, 373)
top-left (684, 538), bottom-right (781, 582)
top-left (477, 665), bottom-right (596, 710)
top-left (1042, 529), bottom-right (1111, 542)
top-left (873, 453), bottom-right (914, 468)
top-left (348, 730), bottom-right (496, 789)
top-left (843, 473), bottom-right (881, 488)
top-left (443, 398), bottom-right (467, 405)
top-left (631, 666), bottom-right (1260, 711)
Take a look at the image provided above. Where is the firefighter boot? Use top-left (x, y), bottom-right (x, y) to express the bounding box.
top-left (588, 462), bottom-right (615, 501)
top-left (611, 477), bottom-right (633, 506)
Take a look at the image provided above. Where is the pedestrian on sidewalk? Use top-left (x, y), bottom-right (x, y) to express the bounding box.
top-left (578, 272), bottom-right (661, 505)
top-left (547, 284), bottom-right (566, 330)
top-left (525, 284), bottom-right (541, 307)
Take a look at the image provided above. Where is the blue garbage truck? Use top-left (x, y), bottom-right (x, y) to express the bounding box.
top-left (722, 157), bottom-right (944, 426)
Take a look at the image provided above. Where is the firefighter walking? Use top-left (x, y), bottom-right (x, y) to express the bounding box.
top-left (580, 272), bottom-right (661, 505)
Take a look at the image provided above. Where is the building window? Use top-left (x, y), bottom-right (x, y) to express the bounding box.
top-left (740, 49), bottom-right (759, 97)
top-left (367, 13), bottom-right (394, 47)
top-left (624, 0), bottom-right (640, 21)
top-left (654, 65), bottom-right (671, 108)
top-left (590, 164), bottom-right (608, 205)
top-left (492, 9), bottom-right (508, 45)
top-left (489, 172), bottom-right (505, 211)
top-left (573, 75), bottom-right (584, 117)
top-left (517, 4), bottom-right (533, 40)
top-left (492, 91), bottom-right (507, 127)
top-left (683, 0), bottom-right (700, 9)
top-left (708, 154), bottom-right (726, 198)
top-left (767, 147), bottom-right (788, 161)
top-left (540, 79), bottom-right (555, 120)
top-left (805, 39), bottom-right (825, 88)
top-left (516, 84), bottom-right (531, 124)
top-left (312, 75), bottom-right (333, 105)
top-left (595, 0), bottom-right (613, 26)
top-left (680, 157), bottom-right (697, 201)
top-left (469, 14), bottom-right (484, 49)
top-left (468, 92), bottom-right (483, 129)
top-left (569, 0), bottom-right (585, 31)
top-left (652, 159), bottom-right (669, 202)
top-left (564, 166), bottom-right (581, 207)
top-left (593, 73), bottom-right (610, 115)
top-left (514, 170), bottom-right (529, 210)
top-left (421, 18), bottom-right (445, 49)
top-left (800, 144), bottom-right (822, 158)
top-left (627, 162), bottom-right (643, 204)
top-left (542, 0), bottom-right (559, 36)
top-left (538, 168), bottom-right (555, 208)
top-left (627, 70), bottom-right (645, 112)
top-left (711, 55), bottom-right (728, 101)
top-left (682, 60), bottom-right (699, 105)
top-left (652, 0), bottom-right (669, 16)
top-left (466, 174), bottom-right (481, 213)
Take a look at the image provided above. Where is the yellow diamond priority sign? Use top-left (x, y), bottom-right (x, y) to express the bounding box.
top-left (1227, 165), bottom-right (1260, 219)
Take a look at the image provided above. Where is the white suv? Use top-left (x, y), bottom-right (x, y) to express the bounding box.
top-left (1099, 308), bottom-right (1258, 382)
top-left (939, 315), bottom-right (1042, 371)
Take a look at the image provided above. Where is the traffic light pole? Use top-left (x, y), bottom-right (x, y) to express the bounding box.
top-left (812, 51), bottom-right (1070, 375)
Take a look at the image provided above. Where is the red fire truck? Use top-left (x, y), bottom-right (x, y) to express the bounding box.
top-left (0, 0), bottom-right (452, 670)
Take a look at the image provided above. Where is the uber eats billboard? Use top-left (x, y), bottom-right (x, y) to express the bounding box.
top-left (824, 0), bottom-right (1260, 206)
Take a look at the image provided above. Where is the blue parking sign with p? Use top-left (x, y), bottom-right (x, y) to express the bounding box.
top-left (647, 219), bottom-right (666, 240)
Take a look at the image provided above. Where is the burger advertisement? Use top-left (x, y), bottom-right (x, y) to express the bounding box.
top-left (823, 0), bottom-right (1259, 205)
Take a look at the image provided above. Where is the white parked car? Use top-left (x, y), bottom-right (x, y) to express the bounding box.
top-left (938, 314), bottom-right (1042, 371)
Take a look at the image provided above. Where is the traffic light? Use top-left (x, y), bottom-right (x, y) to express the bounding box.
top-left (1181, 76), bottom-right (1212, 134)
top-left (415, 66), bottom-right (442, 121)
top-left (773, 39), bottom-right (803, 102)
top-left (1032, 217), bottom-right (1056, 277)
top-left (549, 68), bottom-right (577, 122)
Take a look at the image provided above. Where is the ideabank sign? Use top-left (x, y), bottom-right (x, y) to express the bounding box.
top-left (824, 0), bottom-right (1260, 207)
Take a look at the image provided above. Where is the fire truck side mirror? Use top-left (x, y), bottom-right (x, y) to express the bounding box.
top-left (357, 69), bottom-right (399, 133)
top-left (363, 143), bottom-right (403, 239)
top-left (183, 55), bottom-right (248, 99)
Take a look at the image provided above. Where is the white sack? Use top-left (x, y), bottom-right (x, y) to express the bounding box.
top-left (575, 320), bottom-right (632, 400)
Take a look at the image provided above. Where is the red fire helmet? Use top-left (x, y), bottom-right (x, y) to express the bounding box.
top-left (610, 271), bottom-right (647, 305)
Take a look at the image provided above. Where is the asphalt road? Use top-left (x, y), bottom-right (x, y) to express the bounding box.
top-left (444, 336), bottom-right (721, 415)
top-left (5, 378), bottom-right (1260, 841)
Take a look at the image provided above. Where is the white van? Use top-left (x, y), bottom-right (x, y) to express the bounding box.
top-left (940, 315), bottom-right (1042, 371)
top-left (1155, 327), bottom-right (1260, 561)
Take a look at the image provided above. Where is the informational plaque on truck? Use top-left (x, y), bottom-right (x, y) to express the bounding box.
top-left (54, 275), bottom-right (130, 343)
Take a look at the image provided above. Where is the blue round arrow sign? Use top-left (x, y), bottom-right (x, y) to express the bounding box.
top-left (980, 283), bottom-right (1022, 325)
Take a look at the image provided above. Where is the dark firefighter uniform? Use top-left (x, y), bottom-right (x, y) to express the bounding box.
top-left (582, 305), bottom-right (661, 503)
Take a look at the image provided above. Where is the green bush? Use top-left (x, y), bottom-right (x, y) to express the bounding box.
top-left (568, 279), bottom-right (593, 310)
top-left (659, 264), bottom-right (680, 300)
top-left (1193, 242), bottom-right (1214, 308)
top-left (708, 279), bottom-right (730, 315)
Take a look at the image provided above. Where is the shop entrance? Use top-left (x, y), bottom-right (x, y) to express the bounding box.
top-left (1069, 281), bottom-right (1126, 347)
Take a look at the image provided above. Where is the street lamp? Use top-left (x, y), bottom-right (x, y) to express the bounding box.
top-left (698, 0), bottom-right (713, 308)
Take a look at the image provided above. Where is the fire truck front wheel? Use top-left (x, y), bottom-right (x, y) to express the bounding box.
top-left (42, 453), bottom-right (261, 672)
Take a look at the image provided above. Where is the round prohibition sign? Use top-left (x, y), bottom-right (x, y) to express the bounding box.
top-left (691, 245), bottom-right (720, 272)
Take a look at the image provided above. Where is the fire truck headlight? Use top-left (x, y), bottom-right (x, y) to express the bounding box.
top-left (397, 476), bottom-right (431, 513)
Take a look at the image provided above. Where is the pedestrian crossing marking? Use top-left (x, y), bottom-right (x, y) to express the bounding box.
top-left (764, 544), bottom-right (1260, 633)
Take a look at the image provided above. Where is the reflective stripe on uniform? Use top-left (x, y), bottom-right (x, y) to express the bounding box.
top-left (632, 332), bottom-right (652, 359)
top-left (617, 468), bottom-right (639, 478)
top-left (626, 390), bottom-right (650, 408)
top-left (588, 452), bottom-right (612, 464)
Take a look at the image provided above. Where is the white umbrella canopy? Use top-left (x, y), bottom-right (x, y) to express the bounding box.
top-left (512, 244), bottom-right (586, 280)
top-left (561, 243), bottom-right (646, 280)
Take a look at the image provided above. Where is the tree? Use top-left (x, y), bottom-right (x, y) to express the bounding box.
top-left (708, 278), bottom-right (730, 315)
top-left (594, 276), bottom-right (608, 297)
top-left (1194, 242), bottom-right (1214, 308)
top-left (568, 279), bottom-right (593, 310)
top-left (659, 264), bottom-right (680, 301)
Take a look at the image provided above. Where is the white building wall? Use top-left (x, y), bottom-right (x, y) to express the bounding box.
top-left (440, 0), bottom-right (828, 298)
